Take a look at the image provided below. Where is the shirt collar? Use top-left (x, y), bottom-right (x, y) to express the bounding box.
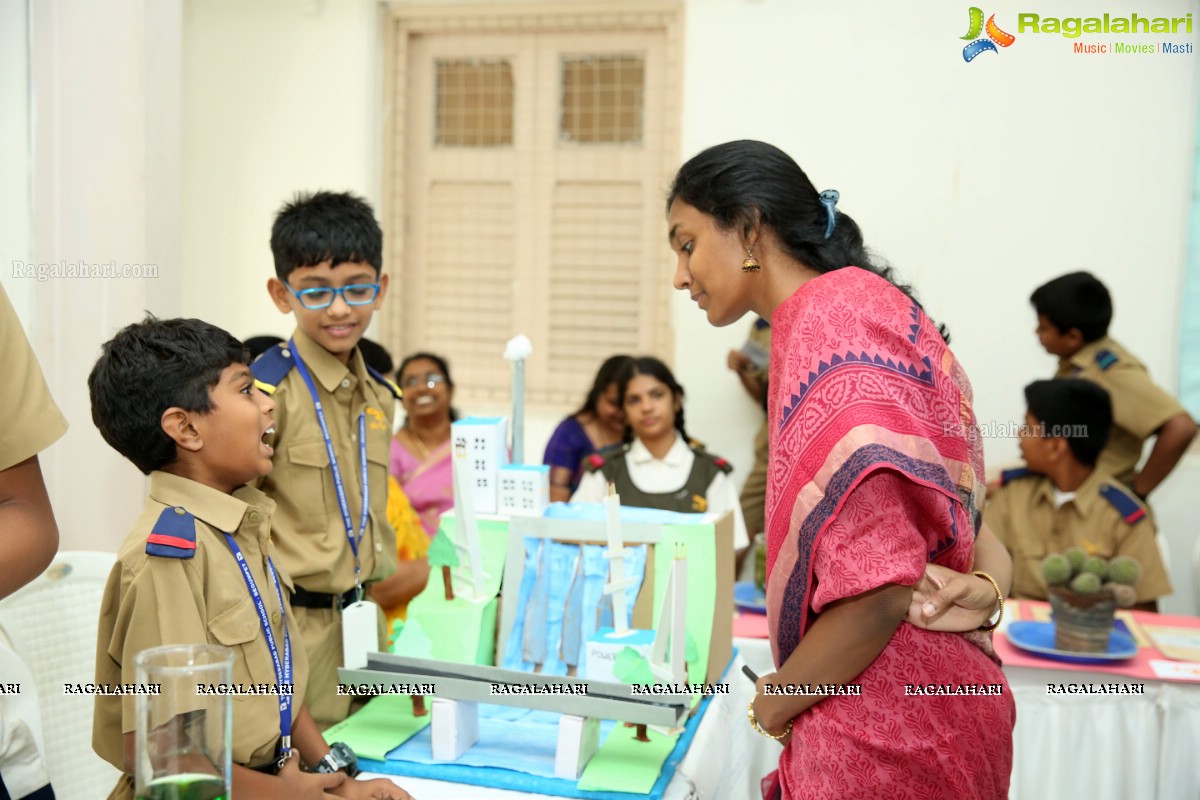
top-left (628, 434), bottom-right (690, 466)
top-left (1061, 335), bottom-right (1114, 373)
top-left (149, 471), bottom-right (276, 536)
top-left (290, 327), bottom-right (369, 394)
top-left (1034, 468), bottom-right (1104, 515)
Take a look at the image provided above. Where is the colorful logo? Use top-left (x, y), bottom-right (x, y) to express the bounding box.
top-left (962, 7), bottom-right (1016, 61)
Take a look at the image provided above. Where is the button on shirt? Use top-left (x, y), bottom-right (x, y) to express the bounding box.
top-left (572, 436), bottom-right (750, 549)
top-left (256, 328), bottom-right (398, 594)
top-left (92, 472), bottom-right (308, 792)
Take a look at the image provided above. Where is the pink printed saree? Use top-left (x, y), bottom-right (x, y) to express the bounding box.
top-left (763, 267), bottom-right (1013, 800)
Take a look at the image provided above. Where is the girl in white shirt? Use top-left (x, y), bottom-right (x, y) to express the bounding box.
top-left (571, 356), bottom-right (749, 554)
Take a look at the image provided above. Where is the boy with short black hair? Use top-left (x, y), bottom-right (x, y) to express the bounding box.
top-left (986, 379), bottom-right (1171, 611)
top-left (254, 191), bottom-right (401, 726)
top-left (1030, 271), bottom-right (1197, 499)
top-left (89, 316), bottom-right (409, 799)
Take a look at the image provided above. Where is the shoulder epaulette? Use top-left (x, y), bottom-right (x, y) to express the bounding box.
top-left (1095, 349), bottom-right (1119, 371)
top-left (1000, 467), bottom-right (1036, 486)
top-left (365, 365), bottom-right (403, 401)
top-left (146, 506), bottom-right (197, 559)
top-left (691, 445), bottom-right (734, 474)
top-left (250, 343), bottom-right (295, 396)
top-left (1099, 483), bottom-right (1147, 524)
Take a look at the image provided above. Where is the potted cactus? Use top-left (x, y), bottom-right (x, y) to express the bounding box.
top-left (1041, 548), bottom-right (1141, 653)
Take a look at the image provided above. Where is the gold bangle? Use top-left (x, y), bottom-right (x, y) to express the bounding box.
top-left (972, 570), bottom-right (1004, 632)
top-left (747, 701), bottom-right (793, 740)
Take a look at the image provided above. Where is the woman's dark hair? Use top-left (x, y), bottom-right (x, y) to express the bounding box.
top-left (1030, 272), bottom-right (1112, 343)
top-left (667, 140), bottom-right (949, 343)
top-left (616, 356), bottom-right (688, 443)
top-left (1024, 378), bottom-right (1113, 466)
top-left (89, 316), bottom-right (246, 474)
top-left (575, 355), bottom-right (634, 417)
top-left (396, 351), bottom-right (459, 422)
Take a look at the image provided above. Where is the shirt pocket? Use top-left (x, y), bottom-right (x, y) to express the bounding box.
top-left (1011, 536), bottom-right (1047, 598)
top-left (285, 439), bottom-right (331, 534)
top-left (209, 595), bottom-right (278, 687)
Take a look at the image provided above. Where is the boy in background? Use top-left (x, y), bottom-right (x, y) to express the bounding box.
top-left (89, 316), bottom-right (409, 799)
top-left (1031, 271), bottom-right (1196, 501)
top-left (986, 379), bottom-right (1171, 612)
top-left (254, 191), bottom-right (400, 726)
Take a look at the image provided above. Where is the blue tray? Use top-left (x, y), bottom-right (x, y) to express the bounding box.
top-left (1005, 620), bottom-right (1137, 664)
top-left (734, 581), bottom-right (767, 614)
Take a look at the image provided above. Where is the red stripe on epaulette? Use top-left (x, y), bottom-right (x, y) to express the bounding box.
top-left (1125, 508), bottom-right (1146, 524)
top-left (147, 533), bottom-right (196, 550)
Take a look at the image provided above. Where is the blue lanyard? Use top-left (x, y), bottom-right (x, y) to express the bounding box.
top-left (288, 338), bottom-right (370, 592)
top-left (222, 533), bottom-right (293, 756)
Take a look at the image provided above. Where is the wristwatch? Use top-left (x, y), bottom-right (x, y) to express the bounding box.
top-left (315, 741), bottom-right (359, 777)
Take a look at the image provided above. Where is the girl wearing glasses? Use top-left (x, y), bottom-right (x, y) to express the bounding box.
top-left (389, 352), bottom-right (458, 538)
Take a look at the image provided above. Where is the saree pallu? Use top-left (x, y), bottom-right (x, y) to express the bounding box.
top-left (763, 267), bottom-right (1013, 800)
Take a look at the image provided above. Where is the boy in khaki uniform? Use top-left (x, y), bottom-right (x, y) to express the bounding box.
top-left (89, 317), bottom-right (408, 799)
top-left (254, 191), bottom-right (400, 727)
top-left (1031, 271), bottom-right (1197, 500)
top-left (987, 379), bottom-right (1171, 611)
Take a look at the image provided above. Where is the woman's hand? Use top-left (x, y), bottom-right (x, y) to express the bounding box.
top-left (907, 564), bottom-right (999, 632)
top-left (752, 673), bottom-right (793, 746)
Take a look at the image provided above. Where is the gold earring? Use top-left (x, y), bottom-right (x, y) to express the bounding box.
top-left (741, 248), bottom-right (761, 272)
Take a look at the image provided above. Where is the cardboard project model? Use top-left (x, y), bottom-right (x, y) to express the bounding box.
top-left (499, 506), bottom-right (735, 690)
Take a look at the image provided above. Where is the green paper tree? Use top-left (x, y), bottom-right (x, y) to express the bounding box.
top-left (427, 529), bottom-right (460, 601)
top-left (612, 646), bottom-right (654, 686)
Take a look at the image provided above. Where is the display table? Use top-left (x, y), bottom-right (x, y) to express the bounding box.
top-left (735, 603), bottom-right (1200, 800)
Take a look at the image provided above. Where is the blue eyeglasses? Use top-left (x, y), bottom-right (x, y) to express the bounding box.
top-left (286, 282), bottom-right (380, 310)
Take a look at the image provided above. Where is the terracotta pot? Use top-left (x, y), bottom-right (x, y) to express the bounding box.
top-left (1048, 586), bottom-right (1116, 653)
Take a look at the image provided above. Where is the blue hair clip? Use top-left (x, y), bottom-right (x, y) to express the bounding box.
top-left (819, 189), bottom-right (840, 240)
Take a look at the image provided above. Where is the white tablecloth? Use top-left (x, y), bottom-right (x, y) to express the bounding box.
top-left (364, 652), bottom-right (779, 800)
top-left (736, 635), bottom-right (1200, 800)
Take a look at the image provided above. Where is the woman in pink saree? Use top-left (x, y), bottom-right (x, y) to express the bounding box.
top-left (668, 141), bottom-right (1015, 800)
top-left (390, 352), bottom-right (456, 537)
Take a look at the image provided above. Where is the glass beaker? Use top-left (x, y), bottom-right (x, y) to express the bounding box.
top-left (134, 644), bottom-right (233, 800)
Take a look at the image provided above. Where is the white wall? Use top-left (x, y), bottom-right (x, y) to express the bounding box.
top-left (180, 0), bottom-right (383, 338)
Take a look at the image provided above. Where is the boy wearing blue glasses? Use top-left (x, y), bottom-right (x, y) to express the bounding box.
top-left (254, 191), bottom-right (402, 727)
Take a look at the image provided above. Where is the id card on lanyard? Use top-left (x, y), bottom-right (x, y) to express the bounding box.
top-left (288, 339), bottom-right (380, 664)
top-left (223, 533), bottom-right (293, 767)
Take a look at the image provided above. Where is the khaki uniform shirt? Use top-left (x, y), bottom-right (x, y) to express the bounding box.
top-left (985, 469), bottom-right (1172, 603)
top-left (1055, 336), bottom-right (1187, 486)
top-left (0, 284), bottom-right (68, 469)
top-left (257, 329), bottom-right (397, 593)
top-left (93, 473), bottom-right (307, 798)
